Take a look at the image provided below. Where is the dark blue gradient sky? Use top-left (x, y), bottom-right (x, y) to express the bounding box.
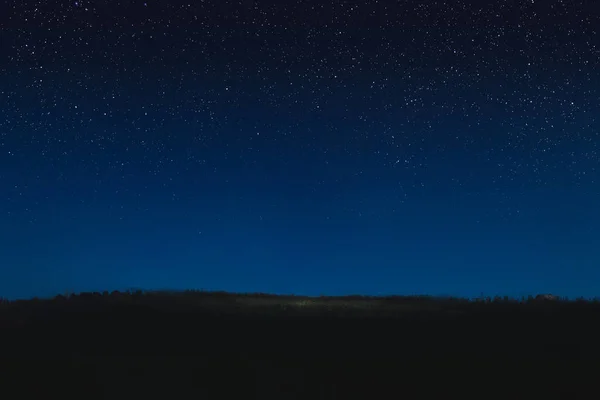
top-left (1, 0), bottom-right (599, 300)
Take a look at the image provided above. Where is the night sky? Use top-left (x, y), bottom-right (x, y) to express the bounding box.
top-left (1, 0), bottom-right (599, 300)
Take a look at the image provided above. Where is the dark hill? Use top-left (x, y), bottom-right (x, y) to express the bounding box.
top-left (1, 290), bottom-right (599, 399)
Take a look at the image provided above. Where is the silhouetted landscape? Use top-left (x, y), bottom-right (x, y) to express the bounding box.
top-left (2, 290), bottom-right (600, 398)
top-left (3, 0), bottom-right (599, 397)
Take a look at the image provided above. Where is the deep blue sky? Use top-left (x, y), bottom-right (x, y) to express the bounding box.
top-left (1, 0), bottom-right (599, 300)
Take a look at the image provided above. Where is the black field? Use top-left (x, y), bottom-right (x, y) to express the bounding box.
top-left (1, 291), bottom-right (599, 399)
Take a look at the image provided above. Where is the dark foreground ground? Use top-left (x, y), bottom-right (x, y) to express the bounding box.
top-left (1, 290), bottom-right (600, 399)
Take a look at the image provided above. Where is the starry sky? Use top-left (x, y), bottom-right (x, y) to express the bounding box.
top-left (1, 0), bottom-right (599, 300)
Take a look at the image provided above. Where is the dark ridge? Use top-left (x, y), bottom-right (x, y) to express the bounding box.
top-left (1, 290), bottom-right (599, 398)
